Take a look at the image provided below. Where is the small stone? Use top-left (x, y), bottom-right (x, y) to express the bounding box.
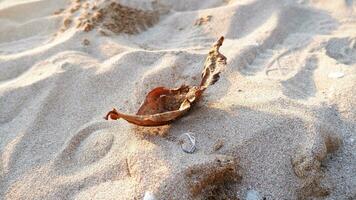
top-left (82, 39), bottom-right (90, 46)
top-left (213, 140), bottom-right (224, 151)
top-left (63, 18), bottom-right (72, 28)
top-left (246, 190), bottom-right (262, 200)
top-left (328, 72), bottom-right (344, 79)
top-left (194, 15), bottom-right (212, 26)
top-left (92, 11), bottom-right (103, 22)
top-left (53, 8), bottom-right (64, 15)
top-left (70, 3), bottom-right (81, 13)
top-left (83, 23), bottom-right (94, 32)
top-left (99, 29), bottom-right (110, 36)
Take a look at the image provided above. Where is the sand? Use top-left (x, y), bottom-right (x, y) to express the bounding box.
top-left (0, 0), bottom-right (355, 199)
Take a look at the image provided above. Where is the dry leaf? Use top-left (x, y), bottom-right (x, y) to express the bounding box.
top-left (104, 36), bottom-right (226, 126)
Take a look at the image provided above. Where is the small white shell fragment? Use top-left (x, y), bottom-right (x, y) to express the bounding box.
top-left (180, 132), bottom-right (196, 154)
top-left (246, 189), bottom-right (262, 200)
top-left (328, 72), bottom-right (344, 79)
top-left (143, 191), bottom-right (156, 200)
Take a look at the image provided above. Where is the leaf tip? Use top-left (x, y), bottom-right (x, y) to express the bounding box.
top-left (105, 108), bottom-right (120, 120)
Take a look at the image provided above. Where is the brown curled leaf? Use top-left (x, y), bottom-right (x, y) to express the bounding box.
top-left (200, 36), bottom-right (226, 89)
top-left (104, 36), bottom-right (226, 126)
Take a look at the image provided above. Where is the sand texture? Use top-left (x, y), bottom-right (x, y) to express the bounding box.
top-left (0, 0), bottom-right (355, 199)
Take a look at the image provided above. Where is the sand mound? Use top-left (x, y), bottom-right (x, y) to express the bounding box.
top-left (291, 125), bottom-right (342, 199)
top-left (56, 0), bottom-right (159, 35)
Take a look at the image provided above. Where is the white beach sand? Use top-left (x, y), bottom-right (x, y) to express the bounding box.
top-left (0, 0), bottom-right (355, 199)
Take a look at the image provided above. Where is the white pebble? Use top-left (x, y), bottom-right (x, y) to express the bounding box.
top-left (328, 72), bottom-right (344, 79)
top-left (143, 191), bottom-right (156, 200)
top-left (246, 189), bottom-right (262, 200)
